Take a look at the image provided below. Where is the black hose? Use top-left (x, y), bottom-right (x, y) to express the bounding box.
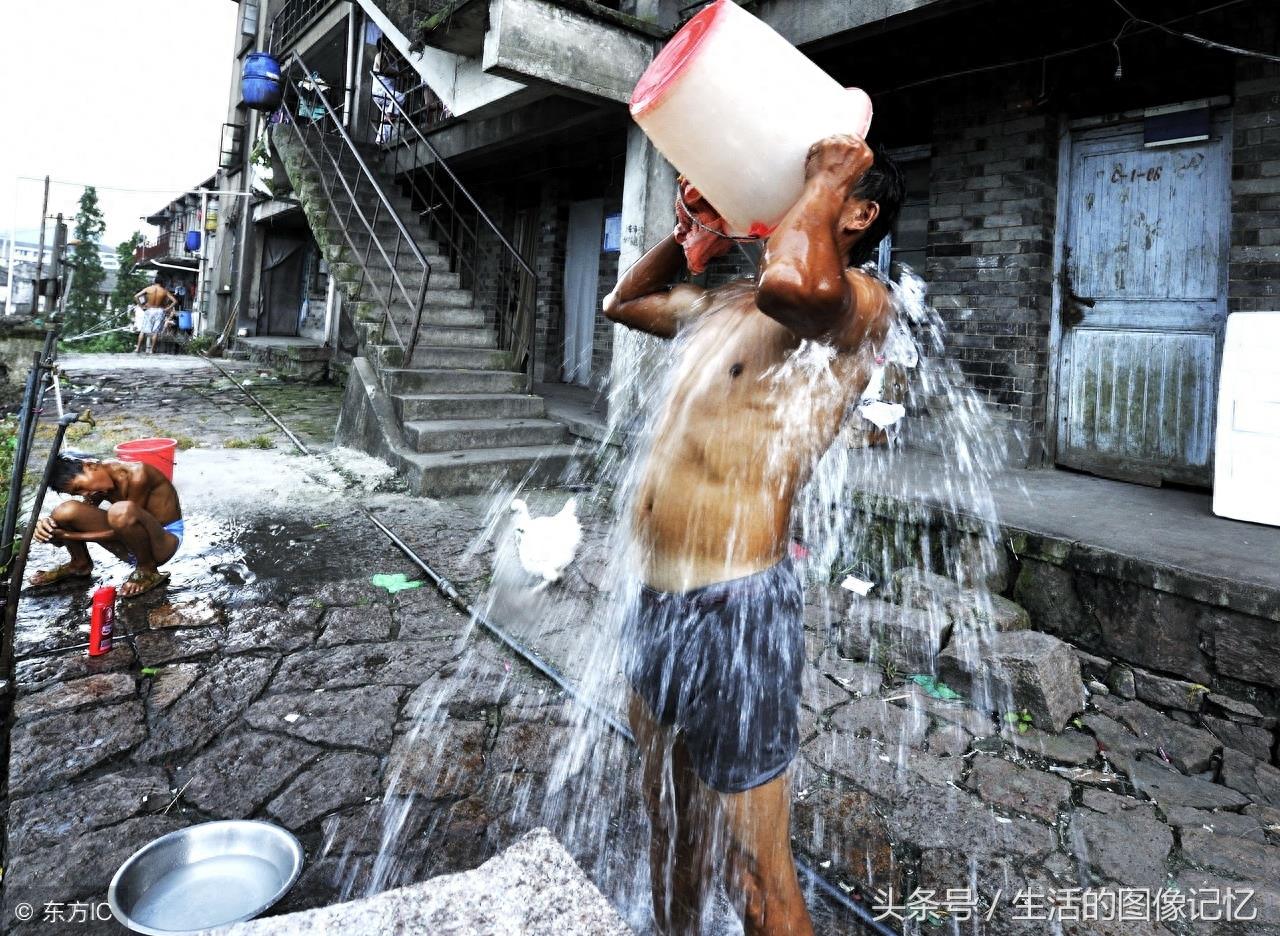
top-left (209, 357), bottom-right (901, 936)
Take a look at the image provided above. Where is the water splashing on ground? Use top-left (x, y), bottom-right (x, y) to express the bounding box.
top-left (371, 267), bottom-right (1016, 932)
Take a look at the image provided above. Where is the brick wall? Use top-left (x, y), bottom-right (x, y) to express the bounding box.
top-left (1230, 56), bottom-right (1280, 313)
top-left (926, 76), bottom-right (1058, 463)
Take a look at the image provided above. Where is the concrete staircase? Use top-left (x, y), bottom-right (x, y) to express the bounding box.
top-left (272, 131), bottom-right (577, 495)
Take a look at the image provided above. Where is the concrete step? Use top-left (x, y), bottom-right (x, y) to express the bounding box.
top-left (405, 444), bottom-right (580, 496)
top-left (353, 302), bottom-right (485, 329)
top-left (383, 367), bottom-right (527, 394)
top-left (394, 392), bottom-right (546, 421)
top-left (404, 417), bottom-right (566, 453)
top-left (370, 344), bottom-right (511, 371)
top-left (405, 325), bottom-right (496, 348)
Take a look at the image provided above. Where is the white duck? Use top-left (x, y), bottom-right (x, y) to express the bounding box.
top-left (509, 497), bottom-right (582, 590)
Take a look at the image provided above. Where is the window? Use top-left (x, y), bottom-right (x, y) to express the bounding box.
top-left (878, 146), bottom-right (930, 279)
top-left (220, 122), bottom-right (246, 172)
top-left (241, 0), bottom-right (260, 40)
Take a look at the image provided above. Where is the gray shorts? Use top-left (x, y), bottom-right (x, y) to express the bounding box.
top-left (622, 558), bottom-right (805, 793)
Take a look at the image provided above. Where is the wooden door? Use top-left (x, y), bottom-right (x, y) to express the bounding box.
top-left (1055, 121), bottom-right (1230, 486)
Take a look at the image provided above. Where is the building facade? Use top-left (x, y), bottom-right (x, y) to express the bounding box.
top-left (204, 0), bottom-right (1278, 493)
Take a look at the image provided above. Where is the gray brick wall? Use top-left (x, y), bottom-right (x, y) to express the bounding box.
top-left (1230, 56), bottom-right (1280, 313)
top-left (926, 78), bottom-right (1058, 463)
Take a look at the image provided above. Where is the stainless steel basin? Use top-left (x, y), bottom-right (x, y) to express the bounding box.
top-left (108, 820), bottom-right (303, 935)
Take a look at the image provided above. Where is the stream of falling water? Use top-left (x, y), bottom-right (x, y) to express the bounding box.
top-left (358, 267), bottom-right (1017, 933)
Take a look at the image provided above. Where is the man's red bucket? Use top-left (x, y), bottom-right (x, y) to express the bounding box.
top-left (115, 438), bottom-right (178, 481)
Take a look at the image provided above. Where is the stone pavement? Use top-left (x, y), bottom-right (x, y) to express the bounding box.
top-left (379, 487), bottom-right (1280, 936)
top-left (0, 355), bottom-right (858, 935)
top-left (5, 354), bottom-right (1279, 935)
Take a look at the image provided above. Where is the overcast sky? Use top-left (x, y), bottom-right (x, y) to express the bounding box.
top-left (1, 0), bottom-right (240, 249)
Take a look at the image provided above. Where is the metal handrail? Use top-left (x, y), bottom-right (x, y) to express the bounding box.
top-left (378, 82), bottom-right (534, 279)
top-left (369, 71), bottom-right (538, 387)
top-left (277, 50), bottom-right (430, 361)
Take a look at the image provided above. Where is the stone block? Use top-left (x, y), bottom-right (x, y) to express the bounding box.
top-left (1214, 614), bottom-right (1280, 690)
top-left (1164, 806), bottom-right (1267, 842)
top-left (221, 828), bottom-right (632, 936)
top-left (889, 568), bottom-right (1029, 634)
top-left (7, 767), bottom-right (170, 852)
top-left (1106, 665), bottom-right (1136, 699)
top-left (1104, 698), bottom-right (1220, 774)
top-left (146, 662), bottom-right (202, 711)
top-left (1129, 757), bottom-right (1250, 809)
top-left (829, 698), bottom-right (929, 754)
top-left (266, 751), bottom-right (382, 830)
top-left (1132, 669), bottom-right (1208, 712)
top-left (792, 786), bottom-right (897, 887)
top-left (1200, 714), bottom-right (1274, 762)
top-left (12, 672), bottom-right (136, 722)
top-left (836, 598), bottom-right (950, 673)
top-left (8, 701), bottom-right (147, 796)
top-left (386, 720), bottom-right (490, 800)
top-left (318, 605), bottom-right (395, 646)
top-left (938, 630), bottom-right (1083, 732)
top-left (1069, 808), bottom-right (1173, 887)
top-left (1206, 692), bottom-right (1277, 729)
top-left (966, 756), bottom-right (1070, 823)
top-left (179, 731), bottom-right (324, 816)
top-left (1220, 746), bottom-right (1280, 805)
top-left (1181, 825), bottom-right (1280, 882)
top-left (246, 686), bottom-right (403, 752)
top-left (1003, 725), bottom-right (1098, 765)
top-left (135, 655), bottom-right (275, 762)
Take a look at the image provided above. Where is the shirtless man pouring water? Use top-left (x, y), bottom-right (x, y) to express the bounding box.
top-left (28, 455), bottom-right (184, 598)
top-left (604, 135), bottom-right (903, 935)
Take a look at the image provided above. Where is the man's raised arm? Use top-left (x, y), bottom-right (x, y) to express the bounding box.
top-left (756, 135), bottom-right (886, 350)
top-left (603, 233), bottom-right (704, 339)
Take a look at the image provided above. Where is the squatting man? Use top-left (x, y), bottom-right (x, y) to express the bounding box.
top-left (29, 454), bottom-right (184, 598)
top-left (605, 134), bottom-right (904, 935)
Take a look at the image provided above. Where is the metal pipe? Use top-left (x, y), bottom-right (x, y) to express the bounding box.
top-left (30, 175), bottom-right (49, 314)
top-left (1, 409), bottom-right (91, 680)
top-left (208, 358), bottom-right (901, 936)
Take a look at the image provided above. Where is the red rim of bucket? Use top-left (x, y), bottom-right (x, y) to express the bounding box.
top-left (630, 0), bottom-right (728, 117)
top-left (115, 439), bottom-right (178, 457)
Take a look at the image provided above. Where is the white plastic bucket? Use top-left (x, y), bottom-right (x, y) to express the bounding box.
top-left (630, 0), bottom-right (873, 238)
top-left (1213, 311), bottom-right (1280, 527)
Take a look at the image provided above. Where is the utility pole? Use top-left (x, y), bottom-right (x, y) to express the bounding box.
top-left (47, 213), bottom-right (67, 313)
top-left (29, 175), bottom-right (50, 315)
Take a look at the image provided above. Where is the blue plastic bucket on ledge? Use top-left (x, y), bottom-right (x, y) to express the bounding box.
top-left (243, 52), bottom-right (283, 111)
top-left (184, 230), bottom-right (201, 252)
top-left (177, 312), bottom-right (193, 331)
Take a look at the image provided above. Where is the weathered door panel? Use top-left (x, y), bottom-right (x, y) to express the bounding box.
top-left (1056, 122), bottom-right (1229, 486)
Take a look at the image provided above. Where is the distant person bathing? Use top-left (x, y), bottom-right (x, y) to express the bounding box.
top-left (29, 455), bottom-right (184, 598)
top-left (604, 134), bottom-right (903, 935)
top-left (133, 279), bottom-right (177, 354)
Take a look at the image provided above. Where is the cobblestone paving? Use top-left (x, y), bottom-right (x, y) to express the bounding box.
top-left (0, 356), bottom-right (861, 935)
top-left (5, 354), bottom-right (1278, 935)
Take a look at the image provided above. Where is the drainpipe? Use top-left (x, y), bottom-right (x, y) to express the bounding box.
top-left (194, 190), bottom-right (210, 336)
top-left (344, 5), bottom-right (357, 128)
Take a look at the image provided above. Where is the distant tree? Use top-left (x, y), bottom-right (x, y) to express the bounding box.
top-left (110, 232), bottom-right (152, 312)
top-left (64, 186), bottom-right (107, 334)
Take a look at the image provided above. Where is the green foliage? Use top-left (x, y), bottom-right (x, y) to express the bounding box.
top-left (111, 232), bottom-right (152, 312)
top-left (185, 335), bottom-right (214, 356)
top-left (64, 187), bottom-right (108, 334)
top-left (72, 330), bottom-right (135, 354)
top-left (0, 416), bottom-right (18, 515)
top-left (1004, 709), bottom-right (1035, 733)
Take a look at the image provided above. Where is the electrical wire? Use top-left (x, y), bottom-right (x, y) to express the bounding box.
top-left (1112, 0), bottom-right (1280, 62)
top-left (876, 0), bottom-right (1257, 95)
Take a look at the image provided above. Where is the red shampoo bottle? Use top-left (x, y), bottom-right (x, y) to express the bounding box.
top-left (89, 585), bottom-right (116, 656)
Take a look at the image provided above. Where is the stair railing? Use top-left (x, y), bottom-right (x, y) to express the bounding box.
top-left (276, 50), bottom-right (430, 362)
top-left (368, 73), bottom-right (538, 391)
